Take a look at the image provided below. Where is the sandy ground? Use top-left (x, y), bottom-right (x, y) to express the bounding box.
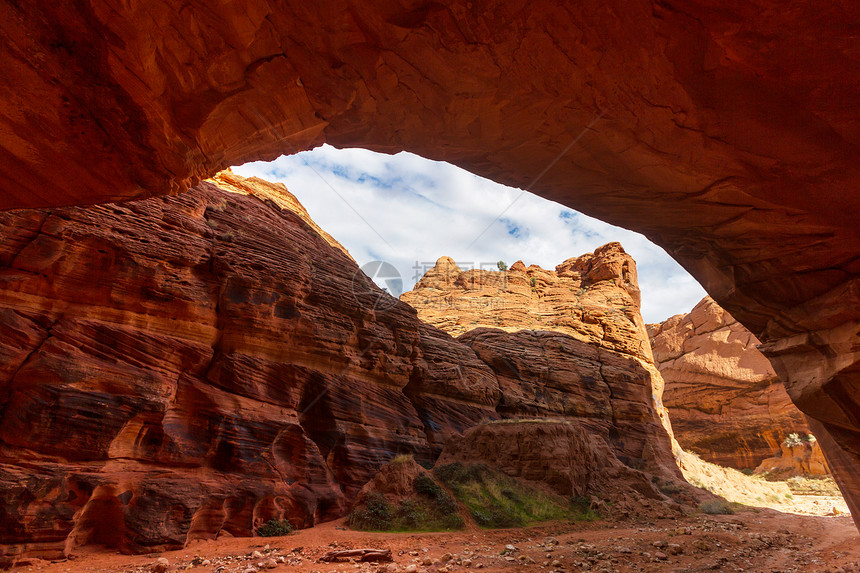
top-left (14, 505), bottom-right (859, 573)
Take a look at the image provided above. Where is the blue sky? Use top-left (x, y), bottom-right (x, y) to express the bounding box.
top-left (233, 145), bottom-right (706, 324)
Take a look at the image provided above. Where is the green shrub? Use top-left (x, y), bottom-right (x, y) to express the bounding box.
top-left (434, 462), bottom-right (484, 487)
top-left (414, 474), bottom-right (458, 515)
top-left (497, 260), bottom-right (508, 271)
top-left (350, 478), bottom-right (462, 532)
top-left (396, 499), bottom-right (427, 528)
top-left (256, 519), bottom-right (293, 537)
top-left (349, 493), bottom-right (394, 530)
top-left (699, 499), bottom-right (735, 515)
top-left (414, 474), bottom-right (443, 498)
top-left (569, 496), bottom-right (600, 522)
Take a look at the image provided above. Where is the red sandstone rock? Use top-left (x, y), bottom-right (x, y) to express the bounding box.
top-left (402, 244), bottom-right (650, 361)
top-left (648, 296), bottom-right (811, 470)
top-left (0, 172), bottom-right (682, 564)
top-left (402, 244), bottom-right (678, 458)
top-left (436, 422), bottom-right (696, 520)
top-left (352, 457), bottom-right (429, 504)
top-left (402, 245), bottom-right (685, 497)
top-left (0, 173), bottom-right (497, 564)
top-left (755, 436), bottom-right (830, 478)
top-left (1, 0), bottom-right (859, 529)
top-left (456, 328), bottom-right (679, 481)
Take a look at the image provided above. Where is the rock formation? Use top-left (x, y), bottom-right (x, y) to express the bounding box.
top-left (755, 436), bottom-right (830, 478)
top-left (437, 421), bottom-right (668, 501)
top-left (0, 172), bottom-right (678, 565)
top-left (401, 245), bottom-right (677, 455)
top-left (401, 245), bottom-right (651, 360)
top-left (0, 0), bottom-right (858, 529)
top-left (436, 421), bottom-right (702, 522)
top-left (648, 296), bottom-right (811, 470)
top-left (0, 173), bottom-right (488, 563)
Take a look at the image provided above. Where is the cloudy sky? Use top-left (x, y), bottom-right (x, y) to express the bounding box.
top-left (233, 145), bottom-right (706, 324)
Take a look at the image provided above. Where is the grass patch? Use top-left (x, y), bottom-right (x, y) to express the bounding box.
top-left (392, 453), bottom-right (414, 463)
top-left (699, 499), bottom-right (735, 515)
top-left (434, 462), bottom-right (597, 528)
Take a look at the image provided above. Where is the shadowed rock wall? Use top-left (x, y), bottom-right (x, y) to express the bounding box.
top-left (0, 0), bottom-right (858, 529)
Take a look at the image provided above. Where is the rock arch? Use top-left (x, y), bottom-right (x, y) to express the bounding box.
top-left (0, 1), bottom-right (858, 525)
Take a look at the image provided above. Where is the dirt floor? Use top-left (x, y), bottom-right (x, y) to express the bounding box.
top-left (14, 505), bottom-right (859, 573)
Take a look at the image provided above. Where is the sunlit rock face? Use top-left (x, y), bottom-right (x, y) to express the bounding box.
top-left (0, 172), bottom-right (678, 564)
top-left (648, 296), bottom-right (810, 470)
top-left (0, 0), bottom-right (858, 528)
top-left (401, 243), bottom-right (678, 458)
top-left (755, 436), bottom-right (830, 478)
top-left (401, 244), bottom-right (651, 360)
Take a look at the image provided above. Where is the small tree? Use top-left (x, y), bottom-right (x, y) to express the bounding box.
top-left (497, 260), bottom-right (508, 271)
top-left (783, 433), bottom-right (802, 448)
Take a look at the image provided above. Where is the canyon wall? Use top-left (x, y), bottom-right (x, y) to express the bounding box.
top-left (648, 297), bottom-right (811, 470)
top-left (0, 0), bottom-right (858, 529)
top-left (401, 244), bottom-right (678, 467)
top-left (0, 173), bottom-right (678, 565)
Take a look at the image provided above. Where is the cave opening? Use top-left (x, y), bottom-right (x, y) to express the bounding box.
top-left (229, 146), bottom-right (846, 512)
top-left (232, 145), bottom-right (707, 325)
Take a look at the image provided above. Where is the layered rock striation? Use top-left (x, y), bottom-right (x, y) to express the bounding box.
top-left (0, 0), bottom-right (859, 527)
top-left (648, 296), bottom-right (811, 470)
top-left (0, 173), bottom-right (678, 564)
top-left (755, 436), bottom-right (830, 478)
top-left (401, 245), bottom-right (652, 361)
top-left (0, 173), bottom-right (494, 563)
top-left (401, 244), bottom-right (677, 462)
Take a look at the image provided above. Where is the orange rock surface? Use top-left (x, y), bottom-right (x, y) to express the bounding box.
top-left (0, 0), bottom-right (858, 530)
top-left (648, 296), bottom-right (810, 470)
top-left (0, 173), bottom-right (679, 564)
top-left (0, 173), bottom-right (493, 563)
top-left (402, 244), bottom-right (676, 451)
top-left (401, 244), bottom-right (651, 361)
top-left (755, 437), bottom-right (831, 478)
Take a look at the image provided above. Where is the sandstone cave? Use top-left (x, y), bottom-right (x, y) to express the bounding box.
top-left (0, 1), bottom-right (858, 571)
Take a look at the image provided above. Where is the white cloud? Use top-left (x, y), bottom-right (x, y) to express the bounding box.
top-left (233, 145), bottom-right (707, 323)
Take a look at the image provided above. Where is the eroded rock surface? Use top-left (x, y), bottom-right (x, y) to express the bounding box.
top-left (756, 437), bottom-right (830, 478)
top-left (648, 297), bottom-right (811, 470)
top-left (402, 245), bottom-right (677, 457)
top-left (0, 0), bottom-right (858, 527)
top-left (0, 173), bottom-right (679, 564)
top-left (401, 245), bottom-right (651, 360)
top-left (0, 173), bottom-right (496, 563)
top-left (436, 421), bottom-right (698, 522)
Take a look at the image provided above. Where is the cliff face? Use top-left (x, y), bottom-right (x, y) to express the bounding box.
top-left (2, 0), bottom-right (859, 529)
top-left (755, 437), bottom-right (830, 478)
top-left (436, 421), bottom-right (686, 515)
top-left (0, 173), bottom-right (678, 564)
top-left (401, 245), bottom-right (652, 362)
top-left (402, 245), bottom-right (679, 472)
top-left (0, 173), bottom-right (497, 563)
top-left (648, 297), bottom-right (812, 470)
